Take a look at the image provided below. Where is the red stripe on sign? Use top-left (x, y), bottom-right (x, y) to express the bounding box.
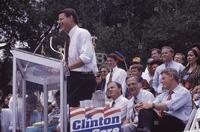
top-left (70, 111), bottom-right (85, 117)
top-left (87, 109), bottom-right (104, 116)
top-left (70, 107), bottom-right (80, 111)
top-left (104, 109), bottom-right (121, 117)
top-left (104, 107), bottom-right (111, 111)
top-left (85, 107), bottom-right (94, 112)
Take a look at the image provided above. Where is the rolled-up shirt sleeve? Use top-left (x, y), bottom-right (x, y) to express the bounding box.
top-left (165, 92), bottom-right (191, 111)
top-left (79, 30), bottom-right (94, 64)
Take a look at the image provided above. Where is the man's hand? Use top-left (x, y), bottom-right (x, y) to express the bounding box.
top-left (134, 102), bottom-right (143, 111)
top-left (68, 58), bottom-right (84, 70)
top-left (135, 102), bottom-right (153, 111)
top-left (141, 102), bottom-right (153, 109)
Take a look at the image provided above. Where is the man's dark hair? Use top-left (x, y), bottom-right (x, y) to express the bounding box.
top-left (58, 8), bottom-right (78, 24)
top-left (161, 46), bottom-right (174, 54)
top-left (191, 42), bottom-right (200, 50)
top-left (175, 52), bottom-right (185, 59)
top-left (151, 48), bottom-right (161, 54)
top-left (130, 64), bottom-right (144, 72)
top-left (149, 59), bottom-right (162, 65)
top-left (99, 64), bottom-right (109, 72)
top-left (107, 81), bottom-right (122, 94)
top-left (107, 53), bottom-right (119, 61)
top-left (107, 81), bottom-right (122, 89)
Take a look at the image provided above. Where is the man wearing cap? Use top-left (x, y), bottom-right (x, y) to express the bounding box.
top-left (142, 58), bottom-right (162, 86)
top-left (143, 48), bottom-right (161, 84)
top-left (132, 57), bottom-right (141, 64)
top-left (105, 53), bottom-right (127, 96)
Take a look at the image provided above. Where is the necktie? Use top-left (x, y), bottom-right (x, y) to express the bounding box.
top-left (109, 69), bottom-right (113, 82)
top-left (165, 63), bottom-right (170, 69)
top-left (112, 101), bottom-right (115, 107)
top-left (64, 37), bottom-right (70, 64)
top-left (134, 96), bottom-right (138, 104)
top-left (132, 97), bottom-right (138, 122)
top-left (160, 90), bottom-right (173, 117)
top-left (167, 90), bottom-right (173, 100)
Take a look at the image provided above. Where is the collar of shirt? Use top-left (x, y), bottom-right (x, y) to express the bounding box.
top-left (108, 66), bottom-right (118, 77)
top-left (169, 85), bottom-right (180, 94)
top-left (159, 85), bottom-right (180, 102)
top-left (133, 89), bottom-right (143, 103)
top-left (164, 60), bottom-right (173, 67)
top-left (68, 25), bottom-right (78, 38)
top-left (113, 95), bottom-right (123, 105)
top-left (112, 66), bottom-right (118, 72)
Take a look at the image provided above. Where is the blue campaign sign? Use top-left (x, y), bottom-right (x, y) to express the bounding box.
top-left (73, 123), bottom-right (121, 132)
top-left (70, 107), bottom-right (121, 132)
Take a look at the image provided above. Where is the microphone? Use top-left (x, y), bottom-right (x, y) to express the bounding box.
top-left (40, 24), bottom-right (59, 38)
top-left (24, 23), bottom-right (60, 72)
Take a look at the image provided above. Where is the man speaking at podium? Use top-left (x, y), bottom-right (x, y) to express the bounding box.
top-left (57, 8), bottom-right (98, 107)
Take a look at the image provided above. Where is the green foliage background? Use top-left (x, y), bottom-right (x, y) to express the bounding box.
top-left (1, 0), bottom-right (200, 94)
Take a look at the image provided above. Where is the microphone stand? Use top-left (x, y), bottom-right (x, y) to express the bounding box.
top-left (24, 25), bottom-right (55, 72)
top-left (49, 36), bottom-right (70, 78)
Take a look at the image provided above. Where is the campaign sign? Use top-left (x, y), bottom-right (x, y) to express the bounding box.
top-left (70, 107), bottom-right (121, 132)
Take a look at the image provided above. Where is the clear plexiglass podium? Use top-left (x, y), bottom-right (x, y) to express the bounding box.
top-left (12, 49), bottom-right (69, 132)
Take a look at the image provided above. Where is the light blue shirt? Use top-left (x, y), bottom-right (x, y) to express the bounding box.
top-left (152, 60), bottom-right (185, 93)
top-left (153, 85), bottom-right (192, 123)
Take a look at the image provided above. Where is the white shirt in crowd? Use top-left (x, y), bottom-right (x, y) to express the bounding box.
top-left (105, 66), bottom-right (127, 96)
top-left (126, 89), bottom-right (155, 123)
top-left (1, 108), bottom-right (12, 132)
top-left (8, 96), bottom-right (23, 130)
top-left (152, 60), bottom-right (184, 93)
top-left (111, 95), bottom-right (129, 120)
top-left (142, 68), bottom-right (153, 84)
top-left (68, 25), bottom-right (98, 73)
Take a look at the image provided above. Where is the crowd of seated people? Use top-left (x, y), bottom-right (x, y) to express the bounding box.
top-left (1, 44), bottom-right (200, 132)
top-left (94, 45), bottom-right (200, 132)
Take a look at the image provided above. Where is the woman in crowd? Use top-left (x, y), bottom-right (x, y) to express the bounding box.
top-left (181, 47), bottom-right (200, 91)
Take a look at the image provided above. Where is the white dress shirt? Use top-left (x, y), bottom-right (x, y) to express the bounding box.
top-left (142, 70), bottom-right (153, 84)
top-left (68, 25), bottom-right (98, 73)
top-left (111, 95), bottom-right (128, 120)
top-left (152, 60), bottom-right (185, 93)
top-left (105, 66), bottom-right (127, 96)
top-left (126, 89), bottom-right (155, 122)
top-left (153, 85), bottom-right (192, 123)
top-left (1, 108), bottom-right (12, 132)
